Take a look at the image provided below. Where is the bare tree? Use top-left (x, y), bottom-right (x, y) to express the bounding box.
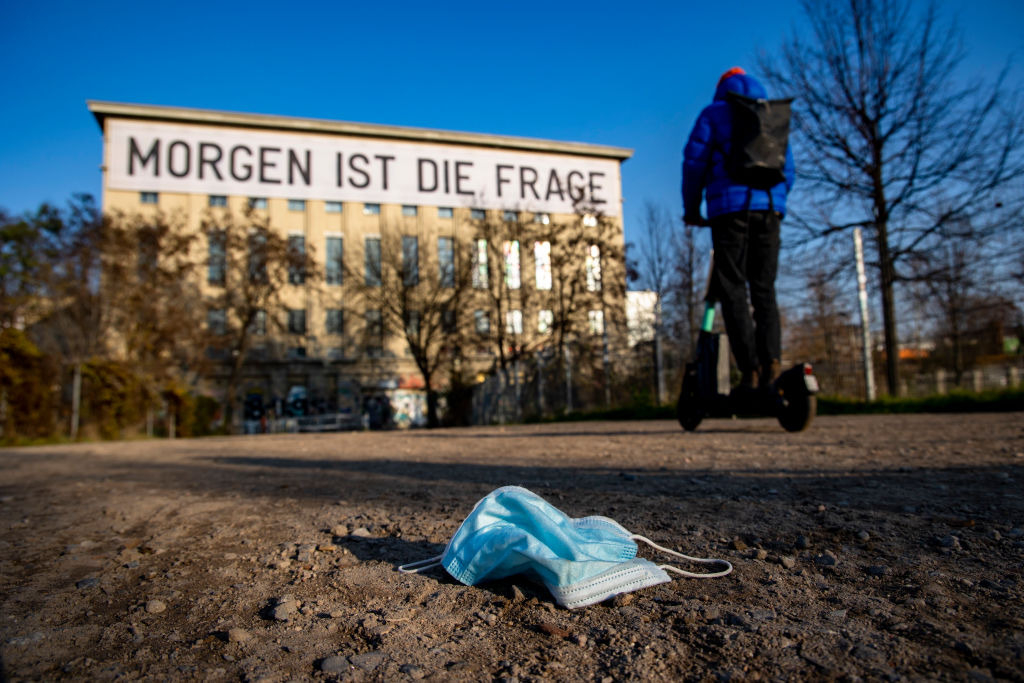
top-left (350, 225), bottom-right (475, 427)
top-left (759, 0), bottom-right (1024, 395)
top-left (200, 206), bottom-right (321, 432)
top-left (633, 201), bottom-right (677, 403)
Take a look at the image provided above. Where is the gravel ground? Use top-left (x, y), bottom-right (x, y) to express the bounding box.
top-left (1, 413), bottom-right (1023, 682)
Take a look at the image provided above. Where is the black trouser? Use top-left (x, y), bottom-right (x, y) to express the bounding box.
top-left (709, 210), bottom-right (781, 376)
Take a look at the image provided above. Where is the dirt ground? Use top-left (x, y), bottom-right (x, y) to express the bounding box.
top-left (1, 413), bottom-right (1023, 682)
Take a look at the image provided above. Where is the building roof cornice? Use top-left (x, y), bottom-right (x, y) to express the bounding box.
top-left (86, 100), bottom-right (633, 162)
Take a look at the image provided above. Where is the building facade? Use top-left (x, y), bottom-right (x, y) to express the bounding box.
top-left (88, 101), bottom-right (632, 428)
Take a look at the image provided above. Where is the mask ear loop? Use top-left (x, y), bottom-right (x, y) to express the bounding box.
top-left (398, 555), bottom-right (443, 574)
top-left (630, 534), bottom-right (733, 578)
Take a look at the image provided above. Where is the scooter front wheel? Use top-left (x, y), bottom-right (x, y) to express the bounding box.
top-left (676, 366), bottom-right (704, 432)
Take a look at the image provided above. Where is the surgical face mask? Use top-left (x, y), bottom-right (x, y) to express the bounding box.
top-left (399, 486), bottom-right (732, 609)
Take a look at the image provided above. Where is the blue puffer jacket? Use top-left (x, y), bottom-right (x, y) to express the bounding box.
top-left (682, 72), bottom-right (795, 220)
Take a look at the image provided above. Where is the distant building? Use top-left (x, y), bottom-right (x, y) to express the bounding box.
top-left (88, 101), bottom-right (632, 427)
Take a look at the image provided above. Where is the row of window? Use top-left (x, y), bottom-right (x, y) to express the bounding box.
top-left (139, 192), bottom-right (555, 224)
top-left (208, 234), bottom-right (602, 292)
top-left (207, 306), bottom-right (605, 339)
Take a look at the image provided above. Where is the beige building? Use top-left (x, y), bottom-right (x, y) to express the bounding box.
top-left (88, 101), bottom-right (632, 427)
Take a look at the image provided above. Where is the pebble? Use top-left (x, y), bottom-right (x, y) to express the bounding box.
top-left (867, 565), bottom-right (888, 577)
top-left (796, 535), bottom-right (811, 550)
top-left (331, 525), bottom-right (348, 537)
top-left (350, 527), bottom-right (373, 538)
top-left (939, 535), bottom-right (962, 550)
top-left (349, 651), bottom-right (385, 671)
top-left (146, 600), bottom-right (166, 614)
top-left (731, 538), bottom-right (748, 552)
top-left (816, 551), bottom-right (838, 566)
top-left (320, 656), bottom-right (349, 674)
top-left (400, 663), bottom-right (426, 680)
top-left (752, 548), bottom-right (768, 561)
top-left (780, 556), bottom-right (796, 569)
top-left (227, 628), bottom-right (252, 643)
top-left (857, 531), bottom-right (871, 542)
top-left (76, 578), bottom-right (99, 589)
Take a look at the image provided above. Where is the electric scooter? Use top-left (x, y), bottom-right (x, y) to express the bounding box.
top-left (676, 261), bottom-right (819, 432)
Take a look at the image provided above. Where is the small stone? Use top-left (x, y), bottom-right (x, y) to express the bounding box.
top-left (730, 538), bottom-right (748, 552)
top-left (796, 535), bottom-right (811, 550)
top-left (146, 600), bottom-right (166, 614)
top-left (400, 663), bottom-right (426, 680)
top-left (227, 628), bottom-right (252, 643)
top-left (537, 622), bottom-right (571, 639)
top-left (76, 578), bottom-right (99, 589)
top-left (857, 531), bottom-right (870, 542)
top-left (573, 634), bottom-right (588, 647)
top-left (320, 655), bottom-right (349, 674)
top-left (348, 651), bottom-right (385, 671)
top-left (331, 525), bottom-right (348, 537)
top-left (752, 548), bottom-right (768, 561)
top-left (939, 535), bottom-right (961, 550)
top-left (350, 527), bottom-right (373, 538)
top-left (780, 556), bottom-right (796, 569)
top-left (828, 609), bottom-right (847, 620)
top-left (510, 585), bottom-right (526, 603)
top-left (866, 565), bottom-right (888, 577)
top-left (815, 551), bottom-right (838, 566)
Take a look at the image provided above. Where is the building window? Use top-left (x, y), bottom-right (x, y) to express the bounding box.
top-left (405, 310), bottom-right (421, 338)
top-left (470, 208), bottom-right (486, 220)
top-left (249, 197), bottom-right (267, 210)
top-left (287, 308), bottom-right (307, 335)
top-left (325, 201), bottom-right (343, 213)
top-left (473, 239), bottom-right (488, 289)
top-left (208, 195), bottom-right (227, 208)
top-left (586, 244), bottom-right (602, 292)
top-left (442, 308), bottom-right (456, 334)
top-left (288, 199), bottom-right (306, 212)
top-left (438, 206), bottom-right (453, 218)
top-left (365, 237), bottom-right (381, 286)
top-left (474, 310), bottom-right (490, 335)
top-left (326, 236), bottom-right (343, 286)
top-left (288, 346), bottom-right (307, 359)
top-left (402, 205), bottom-right (418, 217)
top-left (207, 309), bottom-right (226, 336)
top-left (140, 192), bottom-right (158, 204)
top-left (538, 309), bottom-right (554, 334)
top-left (288, 235), bottom-right (306, 284)
top-left (438, 237), bottom-right (454, 289)
top-left (589, 309), bottom-right (605, 336)
top-left (207, 230), bottom-right (225, 286)
top-left (250, 309), bottom-right (267, 336)
top-left (503, 210), bottom-right (518, 222)
top-left (534, 241), bottom-right (552, 291)
top-left (534, 212), bottom-right (550, 225)
top-left (365, 309), bottom-right (384, 355)
top-left (326, 308), bottom-right (344, 335)
top-left (503, 240), bottom-right (521, 290)
top-left (402, 236), bottom-right (419, 286)
top-left (248, 232), bottom-right (267, 283)
top-left (505, 310), bottom-right (523, 336)
top-left (363, 203), bottom-right (380, 215)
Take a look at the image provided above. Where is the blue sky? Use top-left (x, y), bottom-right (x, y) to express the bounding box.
top-left (2, 0), bottom-right (1022, 249)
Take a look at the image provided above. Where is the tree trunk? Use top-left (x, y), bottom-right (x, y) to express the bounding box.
top-left (877, 223), bottom-right (900, 396)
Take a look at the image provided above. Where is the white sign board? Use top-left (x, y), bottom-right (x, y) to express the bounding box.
top-left (105, 120), bottom-right (622, 216)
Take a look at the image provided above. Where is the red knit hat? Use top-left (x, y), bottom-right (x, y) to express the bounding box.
top-left (718, 67), bottom-right (746, 86)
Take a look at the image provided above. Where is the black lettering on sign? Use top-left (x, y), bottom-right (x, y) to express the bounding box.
top-left (128, 137), bottom-right (159, 176)
top-left (455, 161), bottom-right (473, 196)
top-left (418, 159), bottom-right (438, 192)
top-left (496, 164), bottom-right (513, 197)
top-left (376, 155), bottom-right (395, 190)
top-left (199, 142), bottom-right (223, 181)
top-left (520, 167), bottom-right (539, 200)
top-left (443, 161), bottom-right (450, 194)
top-left (588, 172), bottom-right (606, 204)
top-left (289, 149), bottom-right (311, 186)
top-left (348, 154), bottom-right (370, 188)
top-left (260, 147), bottom-right (281, 184)
top-left (168, 140), bottom-right (191, 178)
top-left (545, 169), bottom-right (565, 201)
top-left (336, 153), bottom-right (344, 187)
top-left (567, 171), bottom-right (585, 201)
top-left (231, 145), bottom-right (253, 181)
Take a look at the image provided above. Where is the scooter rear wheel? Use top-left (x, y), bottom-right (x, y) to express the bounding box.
top-left (776, 392), bottom-right (816, 432)
top-left (676, 366), bottom-right (704, 432)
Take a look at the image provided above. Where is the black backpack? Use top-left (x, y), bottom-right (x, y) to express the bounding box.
top-left (725, 92), bottom-right (793, 190)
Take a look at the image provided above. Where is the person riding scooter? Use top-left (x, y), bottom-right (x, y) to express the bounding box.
top-left (682, 67), bottom-right (795, 398)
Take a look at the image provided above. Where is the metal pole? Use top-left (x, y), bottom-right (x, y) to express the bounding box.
top-left (853, 228), bottom-right (877, 401)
